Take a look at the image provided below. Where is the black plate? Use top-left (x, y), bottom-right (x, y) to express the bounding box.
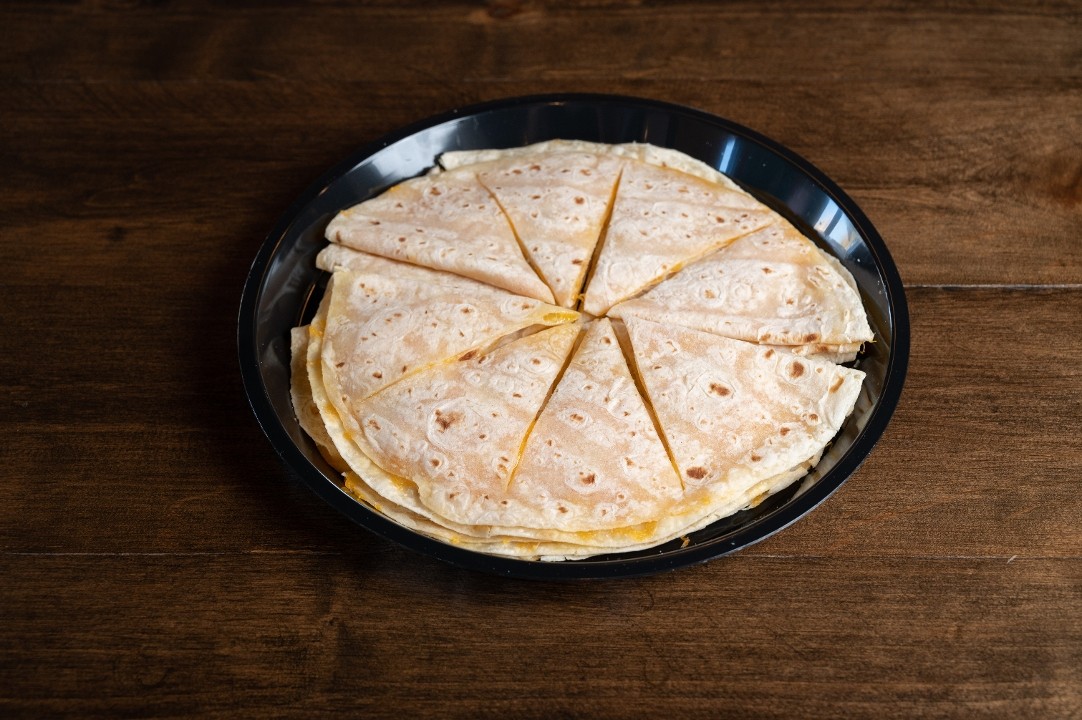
top-left (238, 94), bottom-right (909, 580)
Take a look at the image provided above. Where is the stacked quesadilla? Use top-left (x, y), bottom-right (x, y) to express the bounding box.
top-left (291, 141), bottom-right (873, 559)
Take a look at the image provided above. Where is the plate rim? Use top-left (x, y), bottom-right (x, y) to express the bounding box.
top-left (238, 92), bottom-right (910, 580)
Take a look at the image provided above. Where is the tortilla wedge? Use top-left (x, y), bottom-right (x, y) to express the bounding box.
top-left (302, 303), bottom-right (832, 557)
top-left (440, 140), bottom-right (753, 197)
top-left (325, 168), bottom-right (554, 303)
top-left (319, 268), bottom-right (576, 413)
top-left (622, 315), bottom-right (865, 499)
top-left (582, 159), bottom-right (775, 315)
top-left (353, 323), bottom-right (581, 527)
top-left (610, 222), bottom-right (873, 360)
top-left (507, 319), bottom-right (684, 532)
top-left (474, 150), bottom-right (623, 308)
top-left (308, 309), bottom-right (693, 550)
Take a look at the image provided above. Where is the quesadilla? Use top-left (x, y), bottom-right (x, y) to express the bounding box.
top-left (288, 140), bottom-right (872, 562)
top-left (474, 150), bottom-right (623, 308)
top-left (352, 323), bottom-right (580, 527)
top-left (319, 269), bottom-right (577, 443)
top-left (611, 222), bottom-right (874, 361)
top-left (316, 243), bottom-right (468, 283)
top-left (324, 168), bottom-right (554, 303)
top-left (582, 159), bottom-right (776, 315)
top-left (440, 140), bottom-right (753, 197)
top-left (621, 315), bottom-right (864, 498)
top-left (507, 319), bottom-right (684, 532)
top-left (290, 324), bottom-right (347, 473)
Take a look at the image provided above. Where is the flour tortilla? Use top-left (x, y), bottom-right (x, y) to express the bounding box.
top-left (622, 315), bottom-right (864, 501)
top-left (325, 168), bottom-right (554, 303)
top-left (305, 307), bottom-right (826, 557)
top-left (319, 270), bottom-right (576, 423)
top-left (317, 243), bottom-right (472, 284)
top-left (507, 319), bottom-right (684, 532)
top-left (582, 159), bottom-right (775, 315)
top-left (353, 323), bottom-right (580, 527)
top-left (474, 150), bottom-right (623, 308)
top-left (440, 140), bottom-right (752, 196)
top-left (309, 309), bottom-right (709, 551)
top-left (610, 222), bottom-right (873, 360)
top-left (340, 456), bottom-right (817, 560)
top-left (439, 140), bottom-right (617, 171)
top-left (290, 324), bottom-right (347, 473)
top-left (294, 141), bottom-right (871, 560)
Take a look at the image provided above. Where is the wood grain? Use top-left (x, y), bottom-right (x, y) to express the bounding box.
top-left (1, 554), bottom-right (1078, 718)
top-left (2, 0), bottom-right (1080, 717)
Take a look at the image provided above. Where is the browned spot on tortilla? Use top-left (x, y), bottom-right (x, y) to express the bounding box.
top-left (808, 413), bottom-right (819, 422)
top-left (558, 506), bottom-right (568, 513)
top-left (709, 383), bottom-right (731, 397)
top-left (830, 377), bottom-right (845, 393)
top-left (402, 365), bottom-right (408, 372)
top-left (780, 427), bottom-right (790, 436)
top-left (686, 466), bottom-right (707, 480)
top-left (762, 267), bottom-right (774, 274)
top-left (761, 332), bottom-right (772, 342)
top-left (367, 419), bottom-right (381, 430)
top-left (786, 298), bottom-right (795, 305)
top-left (602, 336), bottom-right (612, 344)
top-left (334, 361), bottom-right (345, 368)
top-left (429, 459), bottom-right (439, 467)
top-left (571, 258), bottom-right (583, 265)
top-left (625, 457), bottom-right (634, 467)
top-left (397, 236), bottom-right (406, 243)
top-left (531, 358), bottom-right (542, 365)
top-left (372, 371), bottom-right (382, 379)
top-left (574, 196), bottom-right (585, 205)
top-left (512, 392), bottom-right (522, 398)
top-left (790, 362), bottom-right (805, 378)
top-left (704, 289), bottom-right (716, 299)
top-left (434, 409), bottom-right (462, 431)
top-left (570, 413), bottom-right (584, 422)
top-left (715, 216), bottom-right (726, 224)
top-left (429, 187), bottom-right (442, 196)
top-left (478, 433), bottom-right (487, 440)
top-left (764, 349), bottom-right (775, 359)
top-left (581, 473), bottom-right (596, 485)
top-left (528, 163), bottom-right (541, 171)
top-left (461, 307), bottom-right (472, 314)
top-left (459, 350), bottom-right (477, 361)
top-left (804, 333), bottom-right (820, 343)
top-left (751, 454), bottom-right (762, 462)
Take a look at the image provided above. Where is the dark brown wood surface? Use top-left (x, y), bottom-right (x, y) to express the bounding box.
top-left (2, 1), bottom-right (1080, 717)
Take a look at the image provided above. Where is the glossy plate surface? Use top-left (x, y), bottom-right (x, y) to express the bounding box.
top-left (238, 94), bottom-right (909, 579)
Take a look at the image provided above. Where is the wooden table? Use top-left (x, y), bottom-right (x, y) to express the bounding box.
top-left (3, 1), bottom-right (1080, 717)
